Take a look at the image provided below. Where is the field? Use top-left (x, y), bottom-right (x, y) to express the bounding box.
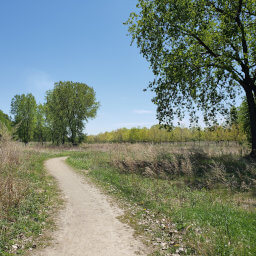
top-left (1, 134), bottom-right (256, 255)
top-left (67, 142), bottom-right (256, 255)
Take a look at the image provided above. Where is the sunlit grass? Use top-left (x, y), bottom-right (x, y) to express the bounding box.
top-left (0, 130), bottom-right (62, 255)
top-left (67, 150), bottom-right (256, 255)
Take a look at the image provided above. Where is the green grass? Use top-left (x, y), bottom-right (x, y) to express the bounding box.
top-left (0, 151), bottom-right (62, 256)
top-left (67, 151), bottom-right (256, 255)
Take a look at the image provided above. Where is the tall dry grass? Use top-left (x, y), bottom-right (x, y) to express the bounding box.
top-left (80, 143), bottom-right (256, 191)
top-left (81, 141), bottom-right (250, 157)
top-left (0, 125), bottom-right (27, 219)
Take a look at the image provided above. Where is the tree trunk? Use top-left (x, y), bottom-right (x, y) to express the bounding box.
top-left (71, 134), bottom-right (75, 145)
top-left (245, 88), bottom-right (256, 157)
top-left (71, 128), bottom-right (77, 146)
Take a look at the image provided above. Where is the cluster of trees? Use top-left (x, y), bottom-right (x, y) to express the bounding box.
top-left (9, 81), bottom-right (99, 145)
top-left (1, 84), bottom-right (252, 145)
top-left (87, 101), bottom-right (249, 144)
top-left (87, 124), bottom-right (246, 144)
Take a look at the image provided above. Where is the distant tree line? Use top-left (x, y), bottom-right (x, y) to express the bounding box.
top-left (87, 104), bottom-right (249, 144)
top-left (8, 81), bottom-right (99, 145)
top-left (86, 124), bottom-right (246, 144)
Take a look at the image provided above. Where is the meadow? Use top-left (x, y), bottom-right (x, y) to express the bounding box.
top-left (1, 132), bottom-right (255, 255)
top-left (67, 142), bottom-right (256, 255)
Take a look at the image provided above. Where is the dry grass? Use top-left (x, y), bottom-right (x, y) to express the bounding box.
top-left (81, 141), bottom-right (250, 157)
top-left (79, 142), bottom-right (256, 191)
top-left (67, 145), bottom-right (256, 255)
top-left (27, 141), bottom-right (82, 154)
top-left (0, 125), bottom-right (61, 255)
top-left (28, 141), bottom-right (255, 191)
top-left (0, 125), bottom-right (28, 219)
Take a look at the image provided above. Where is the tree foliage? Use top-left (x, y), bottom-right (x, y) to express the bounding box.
top-left (11, 93), bottom-right (37, 144)
top-left (126, 0), bottom-right (256, 155)
top-left (87, 124), bottom-right (246, 144)
top-left (0, 110), bottom-right (11, 131)
top-left (33, 104), bottom-right (50, 143)
top-left (45, 81), bottom-right (99, 145)
top-left (228, 106), bottom-right (239, 127)
top-left (238, 98), bottom-right (251, 141)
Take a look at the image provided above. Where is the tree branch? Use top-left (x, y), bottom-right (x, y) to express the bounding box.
top-left (190, 33), bottom-right (219, 58)
top-left (235, 0), bottom-right (249, 70)
top-left (253, 70), bottom-right (256, 84)
top-left (229, 42), bottom-right (245, 67)
top-left (205, 0), bottom-right (225, 14)
top-left (206, 63), bottom-right (243, 84)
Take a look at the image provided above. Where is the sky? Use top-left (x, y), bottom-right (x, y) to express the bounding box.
top-left (0, 0), bottom-right (166, 135)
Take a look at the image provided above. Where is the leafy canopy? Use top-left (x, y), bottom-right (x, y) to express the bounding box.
top-left (11, 93), bottom-right (37, 144)
top-left (238, 98), bottom-right (251, 141)
top-left (45, 81), bottom-right (99, 144)
top-left (126, 0), bottom-right (256, 126)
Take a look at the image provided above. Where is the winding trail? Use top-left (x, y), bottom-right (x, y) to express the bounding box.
top-left (35, 157), bottom-right (146, 256)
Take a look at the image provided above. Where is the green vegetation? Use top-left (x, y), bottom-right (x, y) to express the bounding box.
top-left (86, 101), bottom-right (253, 146)
top-left (33, 104), bottom-right (50, 144)
top-left (238, 98), bottom-right (252, 142)
top-left (0, 110), bottom-right (11, 131)
top-left (2, 1), bottom-right (256, 255)
top-left (86, 124), bottom-right (247, 144)
top-left (0, 128), bottom-right (61, 255)
top-left (67, 143), bottom-right (256, 255)
top-left (4, 81), bottom-right (254, 153)
top-left (11, 93), bottom-right (37, 144)
top-left (45, 81), bottom-right (99, 145)
top-left (126, 0), bottom-right (256, 157)
top-left (9, 81), bottom-right (99, 145)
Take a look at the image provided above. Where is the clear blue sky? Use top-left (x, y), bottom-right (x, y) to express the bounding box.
top-left (0, 0), bottom-right (163, 135)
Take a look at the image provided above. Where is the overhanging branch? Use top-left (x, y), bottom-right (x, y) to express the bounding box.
top-left (190, 33), bottom-right (219, 58)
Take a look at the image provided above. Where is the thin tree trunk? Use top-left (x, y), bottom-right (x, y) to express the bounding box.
top-left (71, 133), bottom-right (75, 145)
top-left (245, 88), bottom-right (256, 157)
top-left (71, 127), bottom-right (77, 146)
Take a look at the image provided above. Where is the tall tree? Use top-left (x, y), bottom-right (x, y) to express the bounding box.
top-left (45, 81), bottom-right (99, 145)
top-left (126, 0), bottom-right (256, 156)
top-left (11, 93), bottom-right (37, 144)
top-left (45, 88), bottom-right (67, 144)
top-left (34, 104), bottom-right (49, 143)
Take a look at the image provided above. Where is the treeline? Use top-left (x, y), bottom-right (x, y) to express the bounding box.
top-left (3, 81), bottom-right (99, 145)
top-left (87, 104), bottom-right (249, 144)
top-left (86, 124), bottom-right (246, 144)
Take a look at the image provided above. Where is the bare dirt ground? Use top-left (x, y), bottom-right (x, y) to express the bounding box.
top-left (35, 157), bottom-right (146, 256)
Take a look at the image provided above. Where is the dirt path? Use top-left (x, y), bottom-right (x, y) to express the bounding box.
top-left (35, 157), bottom-right (146, 256)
